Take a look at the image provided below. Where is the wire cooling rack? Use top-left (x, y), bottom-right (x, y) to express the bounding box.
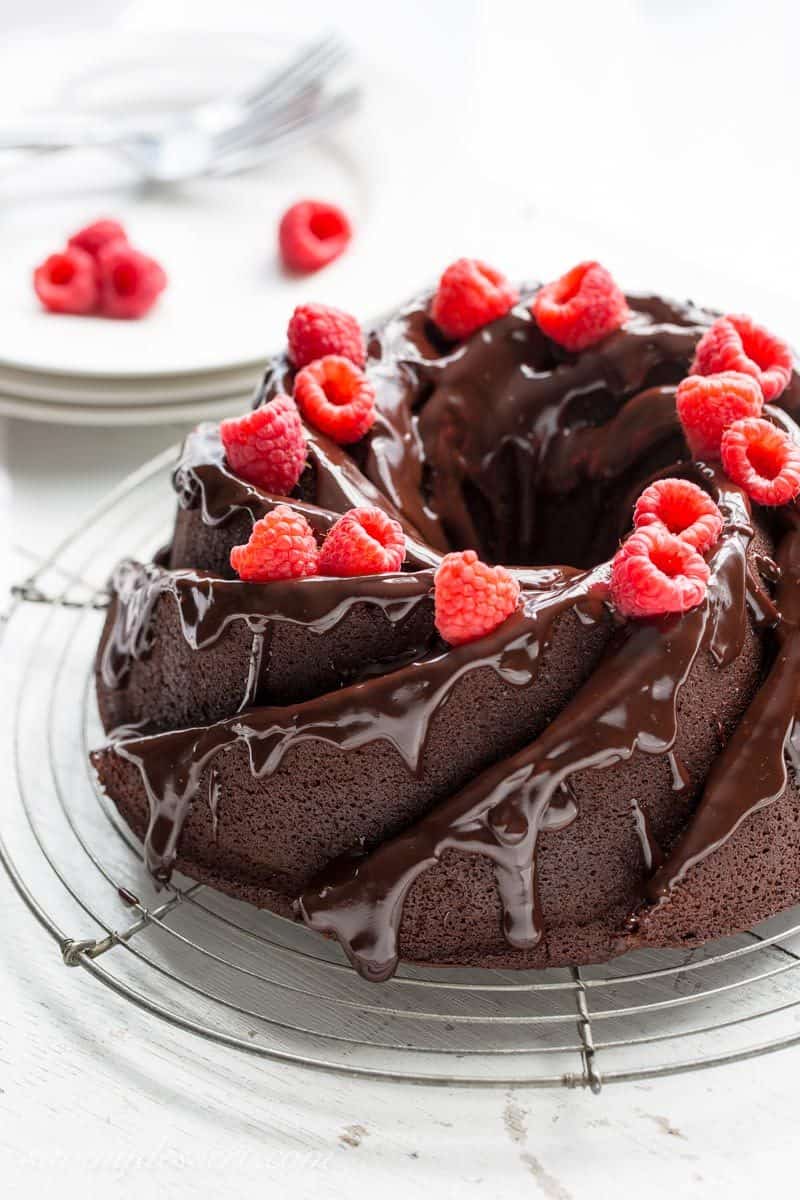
top-left (4, 446), bottom-right (800, 1091)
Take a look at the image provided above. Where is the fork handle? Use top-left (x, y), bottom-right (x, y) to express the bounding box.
top-left (0, 117), bottom-right (135, 152)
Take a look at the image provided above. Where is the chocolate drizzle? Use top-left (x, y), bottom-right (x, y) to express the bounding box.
top-left (240, 632), bottom-right (265, 711)
top-left (109, 564), bottom-right (608, 883)
top-left (172, 422), bottom-right (439, 570)
top-left (299, 482), bottom-right (754, 980)
top-left (629, 797), bottom-right (663, 874)
top-left (94, 280), bottom-right (800, 982)
top-left (99, 558), bottom-right (435, 691)
top-left (644, 517), bottom-right (800, 902)
top-left (260, 291), bottom-right (719, 563)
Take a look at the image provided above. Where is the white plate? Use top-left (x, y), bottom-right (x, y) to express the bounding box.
top-left (0, 30), bottom-right (452, 383)
top-left (0, 388), bottom-right (251, 426)
top-left (0, 362), bottom-right (261, 406)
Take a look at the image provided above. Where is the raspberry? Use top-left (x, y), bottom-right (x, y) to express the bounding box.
top-left (434, 550), bottom-right (521, 646)
top-left (675, 371), bottom-right (763, 459)
top-left (720, 417), bottom-right (800, 506)
top-left (531, 261), bottom-right (630, 352)
top-left (632, 478), bottom-right (723, 553)
top-left (318, 507), bottom-right (406, 576)
top-left (430, 258), bottom-right (519, 340)
top-left (220, 395), bottom-right (307, 496)
top-left (691, 315), bottom-right (793, 403)
top-left (287, 302), bottom-right (366, 369)
top-left (97, 241), bottom-right (167, 319)
top-left (33, 247), bottom-right (98, 315)
top-left (230, 504), bottom-right (320, 581)
top-left (293, 355), bottom-right (376, 444)
top-left (68, 218), bottom-right (128, 260)
top-left (611, 527), bottom-right (709, 619)
top-left (278, 200), bottom-right (352, 273)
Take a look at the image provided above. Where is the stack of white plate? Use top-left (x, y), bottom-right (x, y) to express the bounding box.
top-left (0, 30), bottom-right (459, 426)
top-left (0, 355), bottom-right (265, 427)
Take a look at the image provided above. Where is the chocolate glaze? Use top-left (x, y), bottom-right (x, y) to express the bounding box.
top-left (172, 422), bottom-right (439, 570)
top-left (630, 796), bottom-right (663, 874)
top-left (642, 515), bottom-right (800, 904)
top-left (298, 470), bottom-right (760, 980)
top-left (106, 564), bottom-right (608, 883)
top-left (260, 292), bottom-right (739, 563)
top-left (99, 557), bottom-right (435, 691)
top-left (95, 282), bottom-right (800, 980)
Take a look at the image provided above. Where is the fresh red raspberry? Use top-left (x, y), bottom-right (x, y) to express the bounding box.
top-left (293, 355), bottom-right (376, 444)
top-left (434, 550), bottom-right (521, 645)
top-left (287, 302), bottom-right (366, 369)
top-left (675, 371), bottom-right (763, 459)
top-left (220, 395), bottom-right (307, 496)
top-left (691, 314), bottom-right (793, 403)
top-left (632, 478), bottom-right (723, 553)
top-left (611, 527), bottom-right (709, 619)
top-left (430, 258), bottom-right (519, 340)
top-left (33, 246), bottom-right (98, 315)
top-left (318, 507), bottom-right (406, 576)
top-left (68, 218), bottom-right (128, 260)
top-left (230, 504), bottom-right (320, 581)
top-left (720, 417), bottom-right (800, 506)
top-left (97, 241), bottom-right (167, 319)
top-left (531, 261), bottom-right (630, 352)
top-left (278, 200), bottom-right (352, 273)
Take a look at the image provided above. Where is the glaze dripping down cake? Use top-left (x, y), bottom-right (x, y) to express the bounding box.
top-left (92, 258), bottom-right (800, 982)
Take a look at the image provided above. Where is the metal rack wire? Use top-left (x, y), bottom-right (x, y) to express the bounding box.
top-left (4, 444), bottom-right (800, 1090)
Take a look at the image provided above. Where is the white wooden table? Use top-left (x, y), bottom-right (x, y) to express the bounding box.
top-left (4, 2), bottom-right (800, 1194)
top-left (3, 809), bottom-right (800, 1200)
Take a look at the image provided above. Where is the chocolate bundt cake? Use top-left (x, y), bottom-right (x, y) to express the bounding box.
top-left (92, 260), bottom-right (800, 981)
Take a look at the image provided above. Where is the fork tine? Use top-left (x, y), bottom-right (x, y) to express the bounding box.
top-left (214, 37), bottom-right (350, 157)
top-left (238, 45), bottom-right (350, 134)
top-left (210, 87), bottom-right (361, 177)
top-left (215, 42), bottom-right (354, 158)
top-left (242, 32), bottom-right (349, 112)
top-left (243, 32), bottom-right (336, 103)
top-left (214, 83), bottom-right (329, 155)
top-left (214, 80), bottom-right (359, 160)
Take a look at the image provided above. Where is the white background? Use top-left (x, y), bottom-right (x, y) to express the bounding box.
top-left (2, 2), bottom-right (800, 1197)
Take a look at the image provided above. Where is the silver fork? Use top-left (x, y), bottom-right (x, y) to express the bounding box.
top-left (0, 33), bottom-right (359, 183)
